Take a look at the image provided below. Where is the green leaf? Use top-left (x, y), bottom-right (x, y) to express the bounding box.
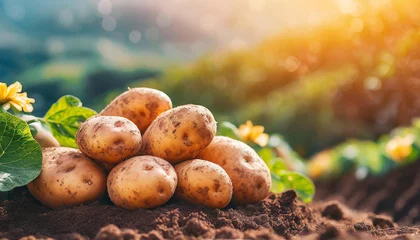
top-left (45, 95), bottom-right (83, 118)
top-left (0, 111), bottom-right (42, 191)
top-left (217, 121), bottom-right (240, 140)
top-left (258, 147), bottom-right (287, 172)
top-left (44, 95), bottom-right (97, 148)
top-left (271, 170), bottom-right (315, 203)
top-left (258, 147), bottom-right (276, 163)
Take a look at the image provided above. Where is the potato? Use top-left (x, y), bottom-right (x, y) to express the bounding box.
top-left (20, 115), bottom-right (60, 148)
top-left (175, 159), bottom-right (233, 208)
top-left (140, 104), bottom-right (216, 164)
top-left (107, 156), bottom-right (177, 210)
top-left (27, 147), bottom-right (106, 209)
top-left (197, 136), bottom-right (272, 205)
top-left (76, 116), bottom-right (142, 164)
top-left (100, 88), bottom-right (172, 133)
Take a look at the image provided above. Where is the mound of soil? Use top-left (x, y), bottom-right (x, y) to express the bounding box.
top-left (315, 160), bottom-right (420, 225)
top-left (1, 188), bottom-right (419, 240)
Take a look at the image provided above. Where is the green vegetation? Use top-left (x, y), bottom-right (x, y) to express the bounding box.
top-left (0, 111), bottom-right (42, 191)
top-left (44, 96), bottom-right (97, 148)
top-left (134, 1), bottom-right (420, 155)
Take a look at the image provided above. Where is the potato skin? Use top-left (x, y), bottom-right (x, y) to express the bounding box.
top-left (140, 104), bottom-right (217, 164)
top-left (76, 116), bottom-right (142, 164)
top-left (27, 147), bottom-right (106, 209)
top-left (100, 88), bottom-right (172, 133)
top-left (197, 136), bottom-right (272, 205)
top-left (175, 159), bottom-right (232, 208)
top-left (107, 156), bottom-right (177, 210)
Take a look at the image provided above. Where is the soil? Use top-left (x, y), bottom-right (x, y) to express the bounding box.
top-left (1, 187), bottom-right (420, 240)
top-left (315, 160), bottom-right (420, 226)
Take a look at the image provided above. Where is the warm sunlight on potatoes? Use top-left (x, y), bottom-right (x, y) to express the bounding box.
top-left (175, 159), bottom-right (233, 209)
top-left (107, 156), bottom-right (177, 210)
top-left (140, 104), bottom-right (217, 164)
top-left (198, 136), bottom-right (272, 205)
top-left (100, 88), bottom-right (172, 134)
top-left (27, 147), bottom-right (106, 209)
top-left (76, 116), bottom-right (142, 165)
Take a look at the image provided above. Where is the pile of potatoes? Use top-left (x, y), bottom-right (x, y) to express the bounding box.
top-left (27, 88), bottom-right (272, 210)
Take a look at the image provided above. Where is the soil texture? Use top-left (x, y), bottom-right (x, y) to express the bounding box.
top-left (1, 188), bottom-right (419, 239)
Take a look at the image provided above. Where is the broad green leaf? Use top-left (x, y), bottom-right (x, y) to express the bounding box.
top-left (0, 111), bottom-right (42, 191)
top-left (217, 121), bottom-right (240, 140)
top-left (271, 170), bottom-right (315, 203)
top-left (45, 95), bottom-right (83, 118)
top-left (44, 96), bottom-right (97, 148)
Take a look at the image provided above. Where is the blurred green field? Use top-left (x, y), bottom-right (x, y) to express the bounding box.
top-left (11, 0), bottom-right (420, 156)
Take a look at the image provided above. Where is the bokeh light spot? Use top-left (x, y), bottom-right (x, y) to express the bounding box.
top-left (46, 38), bottom-right (65, 55)
top-left (337, 0), bottom-right (358, 14)
top-left (283, 56), bottom-right (301, 72)
top-left (248, 0), bottom-right (266, 12)
top-left (59, 9), bottom-right (74, 27)
top-left (129, 31), bottom-right (142, 43)
top-left (364, 76), bottom-right (382, 91)
top-left (102, 16), bottom-right (116, 32)
top-left (98, 0), bottom-right (112, 15)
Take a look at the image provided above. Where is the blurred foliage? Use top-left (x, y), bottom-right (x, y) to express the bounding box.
top-left (136, 0), bottom-right (420, 155)
top-left (6, 0), bottom-right (420, 156)
top-left (307, 117), bottom-right (420, 181)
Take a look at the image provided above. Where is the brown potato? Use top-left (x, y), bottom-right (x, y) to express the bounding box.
top-left (140, 104), bottom-right (216, 164)
top-left (175, 159), bottom-right (232, 208)
top-left (100, 88), bottom-right (172, 133)
top-left (107, 156), bottom-right (177, 210)
top-left (197, 136), bottom-right (272, 205)
top-left (27, 147), bottom-right (106, 209)
top-left (76, 116), bottom-right (142, 164)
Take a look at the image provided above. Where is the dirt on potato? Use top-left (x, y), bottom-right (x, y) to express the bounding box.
top-left (1, 188), bottom-right (420, 240)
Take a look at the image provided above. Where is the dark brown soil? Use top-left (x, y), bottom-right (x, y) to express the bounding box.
top-left (315, 160), bottom-right (420, 225)
top-left (1, 188), bottom-right (419, 240)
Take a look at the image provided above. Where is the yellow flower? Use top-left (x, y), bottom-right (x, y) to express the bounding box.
top-left (385, 135), bottom-right (415, 163)
top-left (307, 150), bottom-right (332, 179)
top-left (0, 82), bottom-right (35, 113)
top-left (238, 120), bottom-right (269, 147)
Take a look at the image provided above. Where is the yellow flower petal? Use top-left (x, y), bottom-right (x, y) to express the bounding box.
top-left (9, 100), bottom-right (23, 111)
top-left (6, 82), bottom-right (22, 98)
top-left (238, 121), bottom-right (253, 141)
top-left (249, 125), bottom-right (265, 140)
top-left (0, 83), bottom-right (7, 101)
top-left (22, 103), bottom-right (34, 113)
top-left (0, 82), bottom-right (35, 112)
top-left (385, 136), bottom-right (413, 163)
top-left (254, 133), bottom-right (269, 147)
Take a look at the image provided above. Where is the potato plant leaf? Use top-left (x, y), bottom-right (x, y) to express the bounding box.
top-left (217, 121), bottom-right (240, 140)
top-left (0, 111), bottom-right (42, 192)
top-left (44, 95), bottom-right (97, 148)
top-left (271, 170), bottom-right (315, 203)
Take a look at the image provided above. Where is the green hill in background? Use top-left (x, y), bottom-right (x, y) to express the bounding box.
top-left (136, 0), bottom-right (420, 156)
